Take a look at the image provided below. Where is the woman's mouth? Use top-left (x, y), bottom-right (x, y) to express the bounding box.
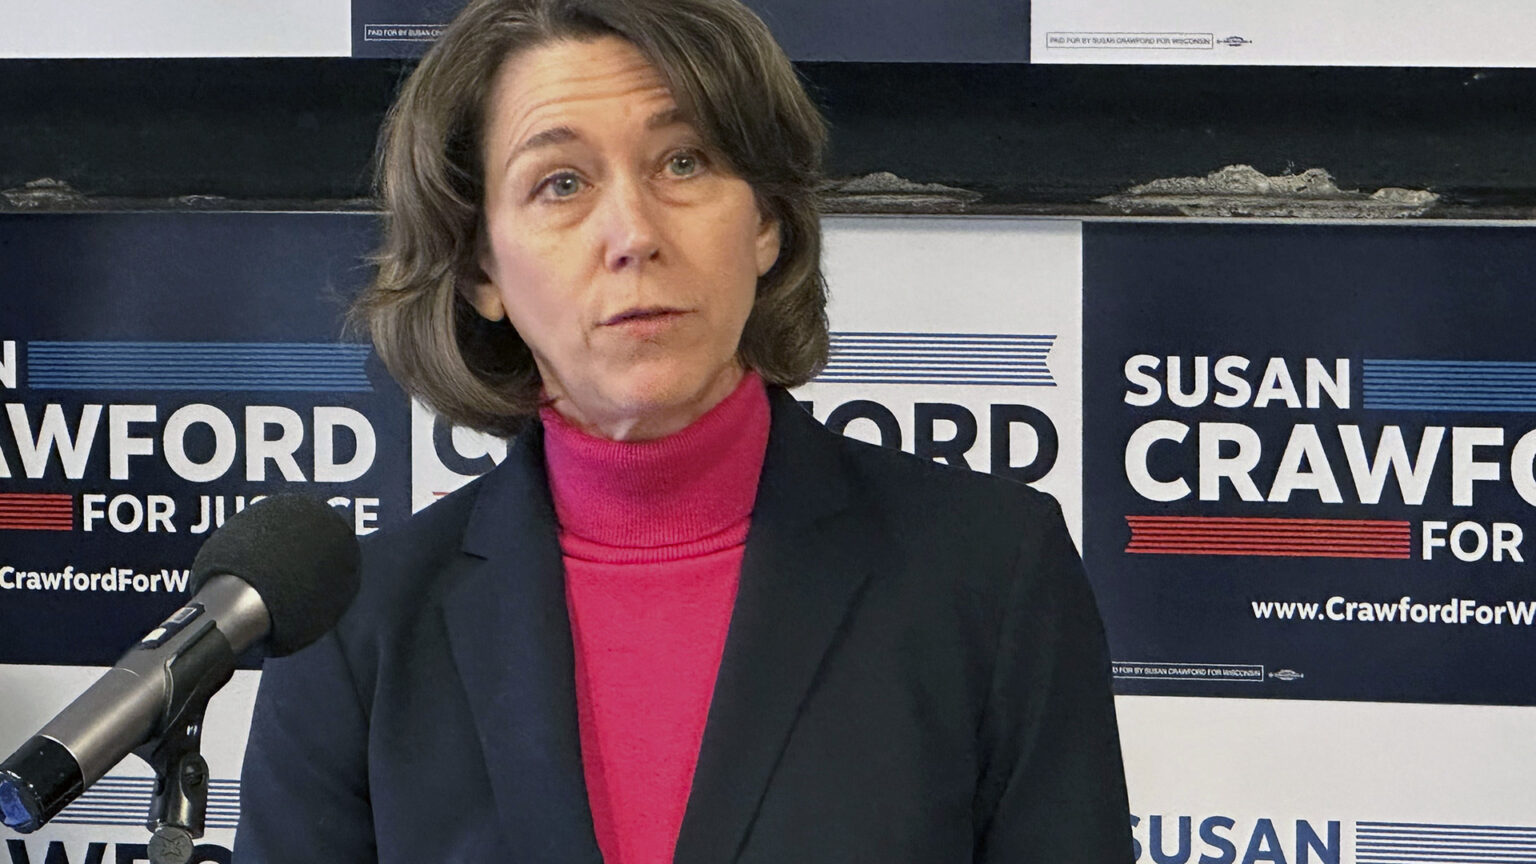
top-left (601, 307), bottom-right (688, 336)
top-left (602, 307), bottom-right (685, 326)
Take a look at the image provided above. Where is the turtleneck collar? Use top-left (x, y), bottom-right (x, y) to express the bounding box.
top-left (539, 371), bottom-right (770, 558)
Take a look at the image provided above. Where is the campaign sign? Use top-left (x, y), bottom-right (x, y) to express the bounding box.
top-left (797, 217), bottom-right (1083, 539)
top-left (1117, 695), bottom-right (1536, 864)
top-left (0, 1), bottom-right (350, 59)
top-left (0, 212), bottom-right (408, 668)
top-left (418, 216), bottom-right (1085, 538)
top-left (1032, 0), bottom-right (1536, 67)
top-left (1084, 223), bottom-right (1536, 706)
top-left (351, 0), bottom-right (1030, 61)
top-left (0, 212), bottom-right (405, 856)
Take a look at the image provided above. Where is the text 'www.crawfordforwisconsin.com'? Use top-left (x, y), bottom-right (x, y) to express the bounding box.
top-left (1252, 595), bottom-right (1536, 626)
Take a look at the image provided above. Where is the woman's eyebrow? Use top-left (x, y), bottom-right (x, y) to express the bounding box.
top-left (506, 126), bottom-right (577, 172)
top-left (505, 108), bottom-right (691, 172)
top-left (646, 107), bottom-right (687, 130)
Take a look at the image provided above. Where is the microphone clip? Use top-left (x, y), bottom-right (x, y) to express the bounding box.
top-left (130, 608), bottom-right (237, 864)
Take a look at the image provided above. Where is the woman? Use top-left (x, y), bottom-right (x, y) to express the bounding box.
top-left (235, 0), bottom-right (1132, 861)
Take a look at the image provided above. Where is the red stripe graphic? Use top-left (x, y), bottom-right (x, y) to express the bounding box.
top-left (1126, 515), bottom-right (1411, 559)
top-left (0, 493), bottom-right (74, 531)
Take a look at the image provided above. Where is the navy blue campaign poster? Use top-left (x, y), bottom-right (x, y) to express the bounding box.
top-left (351, 0), bottom-right (1030, 61)
top-left (1083, 223), bottom-right (1536, 707)
top-left (351, 0), bottom-right (453, 58)
top-left (0, 212), bottom-right (408, 668)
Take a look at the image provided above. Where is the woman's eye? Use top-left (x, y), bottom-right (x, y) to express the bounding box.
top-left (539, 172), bottom-right (583, 199)
top-left (666, 151), bottom-right (702, 178)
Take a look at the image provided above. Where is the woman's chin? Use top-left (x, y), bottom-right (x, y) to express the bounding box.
top-left (566, 367), bottom-right (742, 440)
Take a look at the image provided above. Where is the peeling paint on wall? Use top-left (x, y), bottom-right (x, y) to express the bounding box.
top-left (823, 171), bottom-right (982, 214)
top-left (3, 178), bottom-right (84, 209)
top-left (1100, 164), bottom-right (1439, 218)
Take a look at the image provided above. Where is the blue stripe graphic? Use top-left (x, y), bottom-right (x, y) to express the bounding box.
top-left (1356, 820), bottom-right (1536, 863)
top-left (1363, 359), bottom-right (1536, 412)
top-left (815, 332), bottom-right (1056, 387)
top-left (27, 341), bottom-right (373, 392)
top-left (50, 777), bottom-right (241, 829)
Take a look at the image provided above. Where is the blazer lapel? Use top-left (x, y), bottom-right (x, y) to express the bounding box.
top-left (673, 390), bottom-right (876, 864)
top-left (441, 424), bottom-right (604, 864)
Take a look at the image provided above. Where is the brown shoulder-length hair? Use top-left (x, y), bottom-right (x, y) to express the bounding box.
top-left (353, 0), bottom-right (829, 436)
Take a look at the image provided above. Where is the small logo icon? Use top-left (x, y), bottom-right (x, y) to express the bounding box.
top-left (1218, 36), bottom-right (1252, 47)
top-left (1270, 668), bottom-right (1305, 682)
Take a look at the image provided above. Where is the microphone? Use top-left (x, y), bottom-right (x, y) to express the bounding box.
top-left (0, 494), bottom-right (361, 834)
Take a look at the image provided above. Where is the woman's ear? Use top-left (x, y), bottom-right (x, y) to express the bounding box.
top-left (467, 277), bottom-right (507, 321)
top-left (467, 236), bottom-right (508, 321)
top-left (755, 214), bottom-right (782, 277)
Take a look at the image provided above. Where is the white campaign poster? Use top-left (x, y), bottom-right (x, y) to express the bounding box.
top-left (797, 217), bottom-right (1084, 543)
top-left (1032, 0), bottom-right (1536, 67)
top-left (0, 1), bottom-right (351, 58)
top-left (1117, 697), bottom-right (1536, 863)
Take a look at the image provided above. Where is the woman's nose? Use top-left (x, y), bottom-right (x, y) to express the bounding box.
top-left (601, 179), bottom-right (661, 272)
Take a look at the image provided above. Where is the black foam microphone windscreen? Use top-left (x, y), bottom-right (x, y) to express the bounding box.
top-left (191, 494), bottom-right (362, 657)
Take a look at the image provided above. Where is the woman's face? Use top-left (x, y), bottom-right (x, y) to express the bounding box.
top-left (471, 35), bottom-right (781, 441)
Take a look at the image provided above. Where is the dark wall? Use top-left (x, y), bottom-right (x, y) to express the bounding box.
top-left (5, 60), bottom-right (1535, 217)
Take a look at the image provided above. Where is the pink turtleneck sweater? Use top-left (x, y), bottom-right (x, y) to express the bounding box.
top-left (540, 372), bottom-right (770, 864)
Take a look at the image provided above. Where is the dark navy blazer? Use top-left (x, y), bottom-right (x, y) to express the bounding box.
top-left (234, 389), bottom-right (1132, 863)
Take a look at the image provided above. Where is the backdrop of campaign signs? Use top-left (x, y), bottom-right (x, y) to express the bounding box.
top-left (0, 0), bottom-right (1027, 61)
top-left (16, 0), bottom-right (1536, 66)
top-left (4, 213), bottom-right (1536, 862)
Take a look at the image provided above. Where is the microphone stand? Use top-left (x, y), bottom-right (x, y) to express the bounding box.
top-left (138, 718), bottom-right (210, 864)
top-left (129, 610), bottom-right (238, 864)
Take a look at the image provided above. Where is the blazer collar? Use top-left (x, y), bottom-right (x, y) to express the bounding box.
top-left (673, 389), bottom-right (875, 863)
top-left (446, 420), bottom-right (604, 864)
top-left (445, 390), bottom-right (873, 863)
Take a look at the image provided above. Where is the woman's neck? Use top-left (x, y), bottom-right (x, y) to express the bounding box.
top-left (539, 371), bottom-right (770, 552)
